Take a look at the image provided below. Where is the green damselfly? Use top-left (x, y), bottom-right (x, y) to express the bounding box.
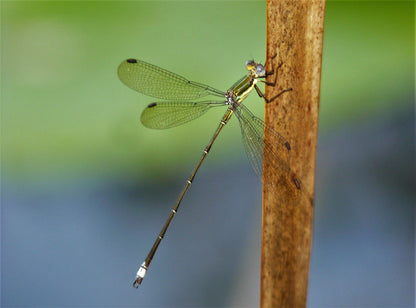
top-left (117, 55), bottom-right (301, 288)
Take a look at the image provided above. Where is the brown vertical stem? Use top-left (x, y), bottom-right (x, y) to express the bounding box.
top-left (261, 0), bottom-right (325, 307)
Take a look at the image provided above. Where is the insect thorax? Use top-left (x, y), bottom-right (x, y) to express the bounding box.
top-left (225, 90), bottom-right (239, 109)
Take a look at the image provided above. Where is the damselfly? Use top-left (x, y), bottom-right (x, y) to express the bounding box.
top-left (117, 55), bottom-right (301, 288)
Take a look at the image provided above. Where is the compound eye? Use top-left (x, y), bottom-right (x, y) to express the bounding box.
top-left (256, 64), bottom-right (265, 75)
top-left (245, 60), bottom-right (255, 70)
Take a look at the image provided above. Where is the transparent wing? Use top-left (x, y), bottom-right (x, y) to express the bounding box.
top-left (234, 103), bottom-right (306, 203)
top-left (234, 103), bottom-right (291, 178)
top-left (118, 59), bottom-right (225, 100)
top-left (141, 101), bottom-right (225, 129)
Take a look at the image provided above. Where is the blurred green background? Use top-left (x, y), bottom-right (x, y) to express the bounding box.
top-left (2, 1), bottom-right (414, 307)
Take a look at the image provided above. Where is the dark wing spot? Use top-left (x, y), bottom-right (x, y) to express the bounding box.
top-left (285, 141), bottom-right (291, 151)
top-left (127, 59), bottom-right (137, 63)
top-left (148, 103), bottom-right (157, 108)
top-left (293, 177), bottom-right (301, 190)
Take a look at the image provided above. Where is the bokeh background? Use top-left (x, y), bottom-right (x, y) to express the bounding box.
top-left (2, 1), bottom-right (414, 307)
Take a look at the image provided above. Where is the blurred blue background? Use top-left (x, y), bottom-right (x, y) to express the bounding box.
top-left (2, 1), bottom-right (414, 307)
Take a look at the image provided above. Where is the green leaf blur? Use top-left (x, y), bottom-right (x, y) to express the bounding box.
top-left (2, 1), bottom-right (413, 181)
